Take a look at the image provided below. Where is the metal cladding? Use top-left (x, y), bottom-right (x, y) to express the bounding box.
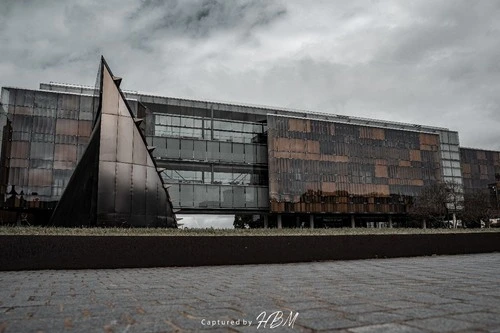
top-left (267, 114), bottom-right (443, 214)
top-left (50, 58), bottom-right (176, 227)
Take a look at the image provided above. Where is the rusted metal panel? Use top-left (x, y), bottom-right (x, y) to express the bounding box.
top-left (267, 114), bottom-right (442, 214)
top-left (359, 127), bottom-right (385, 140)
top-left (288, 118), bottom-right (311, 133)
top-left (410, 150), bottom-right (421, 161)
top-left (375, 165), bottom-right (388, 178)
top-left (399, 160), bottom-right (411, 167)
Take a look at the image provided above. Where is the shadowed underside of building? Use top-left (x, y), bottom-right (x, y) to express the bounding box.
top-left (0, 58), bottom-right (498, 227)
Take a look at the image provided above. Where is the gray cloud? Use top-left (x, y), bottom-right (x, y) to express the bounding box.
top-left (0, 1), bottom-right (498, 144)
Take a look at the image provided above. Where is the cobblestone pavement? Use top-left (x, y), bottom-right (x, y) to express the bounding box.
top-left (0, 253), bottom-right (499, 333)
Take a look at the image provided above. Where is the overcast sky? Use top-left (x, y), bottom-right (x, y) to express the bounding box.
top-left (1, 0), bottom-right (499, 228)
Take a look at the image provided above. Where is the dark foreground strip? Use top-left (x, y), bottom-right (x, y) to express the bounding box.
top-left (1, 233), bottom-right (499, 270)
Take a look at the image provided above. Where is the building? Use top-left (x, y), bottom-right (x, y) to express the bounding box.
top-left (0, 64), bottom-right (498, 227)
top-left (460, 147), bottom-right (500, 209)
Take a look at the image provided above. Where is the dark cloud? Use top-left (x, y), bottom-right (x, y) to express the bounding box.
top-left (0, 0), bottom-right (498, 151)
top-left (127, 0), bottom-right (287, 49)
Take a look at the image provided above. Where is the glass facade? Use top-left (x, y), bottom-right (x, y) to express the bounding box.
top-left (267, 115), bottom-right (442, 214)
top-left (2, 80), bottom-right (499, 224)
top-left (143, 104), bottom-right (269, 212)
top-left (0, 88), bottom-right (104, 209)
top-left (460, 147), bottom-right (500, 194)
top-left (436, 130), bottom-right (463, 185)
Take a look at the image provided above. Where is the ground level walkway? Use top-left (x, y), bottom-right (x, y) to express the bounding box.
top-left (0, 253), bottom-right (499, 332)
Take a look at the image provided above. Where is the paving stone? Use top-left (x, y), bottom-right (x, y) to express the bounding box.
top-left (405, 317), bottom-right (481, 332)
top-left (335, 303), bottom-right (388, 314)
top-left (0, 253), bottom-right (498, 332)
top-left (348, 323), bottom-right (428, 333)
top-left (389, 306), bottom-right (450, 319)
top-left (298, 317), bottom-right (360, 330)
top-left (447, 311), bottom-right (500, 327)
top-left (345, 311), bottom-right (411, 325)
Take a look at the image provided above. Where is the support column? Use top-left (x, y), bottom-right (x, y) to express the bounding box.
top-left (296, 216), bottom-right (300, 228)
top-left (210, 106), bottom-right (214, 140)
top-left (452, 212), bottom-right (457, 229)
top-left (422, 219), bottom-right (427, 229)
top-left (351, 215), bottom-right (355, 228)
top-left (263, 215), bottom-right (268, 229)
top-left (388, 215), bottom-right (393, 228)
top-left (277, 215), bottom-right (282, 229)
top-left (309, 215), bottom-right (314, 229)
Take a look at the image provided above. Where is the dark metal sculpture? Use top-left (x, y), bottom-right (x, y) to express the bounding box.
top-left (50, 57), bottom-right (177, 227)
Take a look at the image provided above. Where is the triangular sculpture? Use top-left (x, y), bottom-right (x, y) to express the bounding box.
top-left (50, 57), bottom-right (177, 227)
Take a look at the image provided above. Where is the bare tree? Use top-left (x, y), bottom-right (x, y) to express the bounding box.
top-left (409, 183), bottom-right (449, 228)
top-left (462, 190), bottom-right (495, 228)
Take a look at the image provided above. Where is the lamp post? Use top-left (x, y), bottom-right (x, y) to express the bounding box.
top-left (491, 184), bottom-right (499, 210)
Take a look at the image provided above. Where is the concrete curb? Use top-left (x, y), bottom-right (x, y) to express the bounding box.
top-left (1, 233), bottom-right (499, 270)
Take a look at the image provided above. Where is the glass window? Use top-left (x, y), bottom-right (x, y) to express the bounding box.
top-left (181, 117), bottom-right (194, 127)
top-left (439, 132), bottom-right (449, 144)
top-left (180, 139), bottom-right (194, 159)
top-left (30, 142), bottom-right (54, 160)
top-left (441, 151), bottom-right (451, 160)
top-left (58, 94), bottom-right (80, 111)
top-left (220, 186), bottom-right (233, 208)
top-left (79, 96), bottom-right (94, 113)
top-left (193, 140), bottom-right (207, 161)
top-left (231, 122), bottom-right (244, 132)
top-left (35, 92), bottom-right (58, 109)
top-left (166, 138), bottom-right (180, 159)
top-left (171, 116), bottom-right (181, 126)
top-left (29, 159), bottom-right (53, 169)
top-left (451, 168), bottom-right (462, 177)
top-left (57, 109), bottom-right (79, 119)
top-left (56, 119), bottom-right (79, 136)
top-left (54, 144), bottom-right (77, 161)
top-left (193, 118), bottom-right (203, 128)
top-left (55, 135), bottom-right (78, 145)
top-left (12, 114), bottom-right (33, 133)
top-left (152, 137), bottom-right (167, 149)
top-left (33, 108), bottom-right (57, 117)
top-left (156, 115), bottom-right (168, 126)
top-left (256, 145), bottom-right (267, 164)
top-left (28, 169), bottom-right (52, 187)
top-left (179, 184), bottom-right (194, 208)
top-left (449, 133), bottom-right (459, 145)
top-left (206, 185), bottom-right (220, 208)
top-left (32, 116), bottom-right (55, 134)
top-left (213, 120), bottom-right (226, 130)
top-left (233, 143), bottom-right (244, 163)
top-left (207, 141), bottom-right (220, 161)
top-left (244, 144), bottom-right (257, 164)
top-left (220, 142), bottom-right (232, 162)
